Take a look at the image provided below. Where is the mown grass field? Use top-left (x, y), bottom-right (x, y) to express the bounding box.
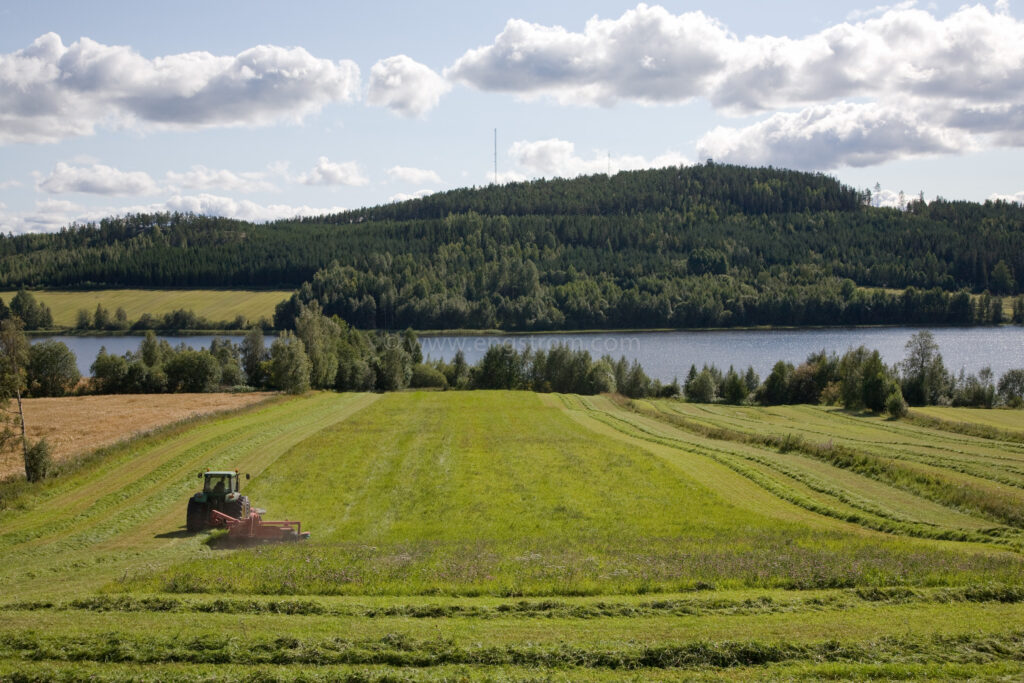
top-left (2, 392), bottom-right (1024, 680)
top-left (0, 288), bottom-right (290, 327)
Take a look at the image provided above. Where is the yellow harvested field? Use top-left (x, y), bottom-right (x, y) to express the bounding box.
top-left (0, 392), bottom-right (276, 480)
top-left (0, 289), bottom-right (291, 328)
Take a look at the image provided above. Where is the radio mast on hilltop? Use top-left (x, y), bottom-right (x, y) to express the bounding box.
top-left (494, 128), bottom-right (498, 184)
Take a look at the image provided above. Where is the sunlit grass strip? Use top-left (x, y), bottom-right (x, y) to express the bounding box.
top-left (906, 410), bottom-right (1024, 444)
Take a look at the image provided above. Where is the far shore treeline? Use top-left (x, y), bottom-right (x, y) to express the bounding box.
top-left (4, 304), bottom-right (1023, 414)
top-left (1, 163), bottom-right (1023, 332)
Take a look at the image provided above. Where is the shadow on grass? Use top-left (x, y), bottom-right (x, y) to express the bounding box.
top-left (154, 529), bottom-right (193, 539)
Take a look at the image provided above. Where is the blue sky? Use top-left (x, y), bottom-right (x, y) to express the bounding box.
top-left (1, 0), bottom-right (1022, 232)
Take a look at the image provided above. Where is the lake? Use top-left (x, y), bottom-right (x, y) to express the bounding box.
top-left (41, 327), bottom-right (1024, 382)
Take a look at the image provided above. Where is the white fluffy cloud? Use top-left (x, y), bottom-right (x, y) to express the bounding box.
top-left (164, 194), bottom-right (345, 222)
top-left (36, 161), bottom-right (159, 195)
top-left (507, 138), bottom-right (688, 178)
top-left (0, 194), bottom-right (347, 234)
top-left (299, 156), bottom-right (369, 186)
top-left (2, 199), bottom-right (88, 232)
top-left (697, 102), bottom-right (970, 169)
top-left (447, 3), bottom-right (1024, 167)
top-left (387, 189), bottom-right (434, 203)
top-left (990, 190), bottom-right (1024, 204)
top-left (845, 1), bottom-right (917, 22)
top-left (449, 4), bottom-right (1024, 113)
top-left (0, 33), bottom-right (361, 144)
top-left (448, 7), bottom-right (730, 106)
top-left (387, 165), bottom-right (441, 185)
top-left (164, 165), bottom-right (278, 193)
top-left (367, 55), bottom-right (450, 117)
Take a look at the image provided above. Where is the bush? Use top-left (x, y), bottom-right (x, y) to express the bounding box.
top-left (24, 438), bottom-right (52, 482)
top-left (270, 332), bottom-right (311, 394)
top-left (886, 386), bottom-right (909, 419)
top-left (164, 350), bottom-right (222, 393)
top-left (686, 369), bottom-right (717, 403)
top-left (410, 363), bottom-right (448, 389)
top-left (27, 340), bottom-right (80, 397)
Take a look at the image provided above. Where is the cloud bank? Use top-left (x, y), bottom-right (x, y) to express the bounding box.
top-left (387, 165), bottom-right (441, 185)
top-left (449, 4), bottom-right (1024, 113)
top-left (37, 162), bottom-right (158, 195)
top-left (164, 165), bottom-right (278, 193)
top-left (697, 102), bottom-right (970, 169)
top-left (449, 3), bottom-right (1024, 168)
top-left (0, 195), bottom-right (348, 234)
top-left (507, 138), bottom-right (688, 179)
top-left (0, 33), bottom-right (361, 144)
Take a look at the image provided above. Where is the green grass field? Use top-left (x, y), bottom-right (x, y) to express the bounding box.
top-left (2, 392), bottom-right (1024, 680)
top-left (0, 289), bottom-right (290, 328)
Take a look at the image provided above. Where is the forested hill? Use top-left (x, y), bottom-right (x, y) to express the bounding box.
top-left (2, 163), bottom-right (1023, 331)
top-left (322, 163), bottom-right (863, 222)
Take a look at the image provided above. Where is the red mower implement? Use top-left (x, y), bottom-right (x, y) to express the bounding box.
top-left (210, 508), bottom-right (310, 542)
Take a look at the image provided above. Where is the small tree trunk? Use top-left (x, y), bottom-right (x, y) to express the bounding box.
top-left (17, 387), bottom-right (28, 478)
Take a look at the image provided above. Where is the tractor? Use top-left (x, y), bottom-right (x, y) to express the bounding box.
top-left (186, 470), bottom-right (251, 532)
top-left (185, 469), bottom-right (308, 541)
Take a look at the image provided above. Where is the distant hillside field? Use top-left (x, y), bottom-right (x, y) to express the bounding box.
top-left (0, 289), bottom-right (290, 327)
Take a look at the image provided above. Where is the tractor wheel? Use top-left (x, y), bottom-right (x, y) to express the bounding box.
top-left (186, 500), bottom-right (207, 532)
top-left (225, 496), bottom-right (249, 520)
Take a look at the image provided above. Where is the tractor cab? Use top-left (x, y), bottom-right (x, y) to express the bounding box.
top-left (186, 469), bottom-right (251, 531)
top-left (203, 471), bottom-right (241, 496)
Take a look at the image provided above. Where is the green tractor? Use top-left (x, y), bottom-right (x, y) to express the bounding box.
top-left (186, 470), bottom-right (251, 532)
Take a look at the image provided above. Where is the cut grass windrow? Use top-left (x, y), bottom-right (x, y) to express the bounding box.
top-left (629, 400), bottom-right (1024, 530)
top-left (7, 585), bottom-right (1024, 620)
top-left (4, 630), bottom-right (1024, 670)
top-left (569, 398), bottom-right (1021, 547)
top-left (660, 402), bottom-right (1024, 486)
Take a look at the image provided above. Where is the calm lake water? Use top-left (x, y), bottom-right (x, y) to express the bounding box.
top-left (42, 327), bottom-right (1024, 382)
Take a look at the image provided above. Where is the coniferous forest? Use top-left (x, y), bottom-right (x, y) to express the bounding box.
top-left (2, 163), bottom-right (1022, 331)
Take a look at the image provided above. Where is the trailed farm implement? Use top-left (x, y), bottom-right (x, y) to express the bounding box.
top-left (186, 469), bottom-right (309, 542)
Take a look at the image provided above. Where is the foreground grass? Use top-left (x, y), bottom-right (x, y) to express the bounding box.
top-left (3, 391), bottom-right (1024, 679)
top-left (1, 288), bottom-right (290, 327)
top-left (3, 597), bottom-right (1024, 680)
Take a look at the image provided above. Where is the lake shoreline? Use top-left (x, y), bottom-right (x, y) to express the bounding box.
top-left (36, 326), bottom-right (1024, 380)
top-left (29, 321), bottom-right (1020, 339)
